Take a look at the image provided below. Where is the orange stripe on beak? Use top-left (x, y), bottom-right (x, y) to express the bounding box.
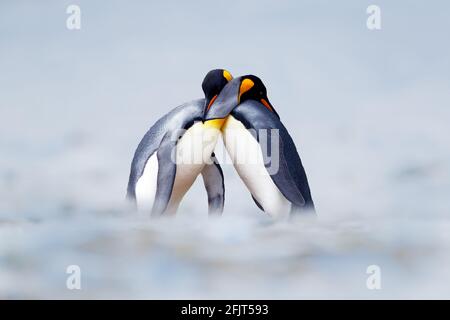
top-left (260, 98), bottom-right (274, 112)
top-left (206, 94), bottom-right (218, 111)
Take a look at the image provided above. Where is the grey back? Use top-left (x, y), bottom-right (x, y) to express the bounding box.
top-left (126, 99), bottom-right (205, 200)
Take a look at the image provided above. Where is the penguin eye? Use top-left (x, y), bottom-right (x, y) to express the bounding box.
top-left (259, 91), bottom-right (263, 95)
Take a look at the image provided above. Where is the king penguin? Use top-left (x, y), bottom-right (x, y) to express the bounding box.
top-left (203, 75), bottom-right (315, 217)
top-left (127, 69), bottom-right (233, 216)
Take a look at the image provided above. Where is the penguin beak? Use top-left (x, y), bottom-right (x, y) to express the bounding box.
top-left (203, 77), bottom-right (245, 122)
top-left (260, 97), bottom-right (280, 118)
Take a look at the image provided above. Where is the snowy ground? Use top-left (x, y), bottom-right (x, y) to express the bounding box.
top-left (1, 1), bottom-right (450, 299)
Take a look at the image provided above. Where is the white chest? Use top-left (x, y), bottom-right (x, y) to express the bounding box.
top-left (135, 121), bottom-right (221, 214)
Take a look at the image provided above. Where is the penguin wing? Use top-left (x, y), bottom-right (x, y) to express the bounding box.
top-left (151, 131), bottom-right (178, 215)
top-left (232, 100), bottom-right (314, 208)
top-left (201, 153), bottom-right (225, 215)
top-left (126, 99), bottom-right (204, 201)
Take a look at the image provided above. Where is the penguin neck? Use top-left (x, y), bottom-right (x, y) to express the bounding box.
top-left (203, 118), bottom-right (227, 131)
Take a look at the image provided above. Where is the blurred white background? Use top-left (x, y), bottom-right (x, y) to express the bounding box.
top-left (1, 0), bottom-right (450, 299)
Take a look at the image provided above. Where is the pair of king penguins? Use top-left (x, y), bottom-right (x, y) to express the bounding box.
top-left (127, 69), bottom-right (315, 218)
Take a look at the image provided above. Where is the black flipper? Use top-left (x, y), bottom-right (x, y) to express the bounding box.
top-left (201, 153), bottom-right (225, 215)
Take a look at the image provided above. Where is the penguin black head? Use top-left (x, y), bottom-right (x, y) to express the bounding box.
top-left (204, 75), bottom-right (279, 123)
top-left (237, 75), bottom-right (279, 117)
top-left (202, 69), bottom-right (233, 116)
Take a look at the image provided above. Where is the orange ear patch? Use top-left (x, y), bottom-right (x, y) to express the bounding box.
top-left (223, 70), bottom-right (233, 81)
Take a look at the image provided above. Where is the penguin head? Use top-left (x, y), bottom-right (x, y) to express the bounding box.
top-left (202, 69), bottom-right (233, 115)
top-left (204, 75), bottom-right (279, 124)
